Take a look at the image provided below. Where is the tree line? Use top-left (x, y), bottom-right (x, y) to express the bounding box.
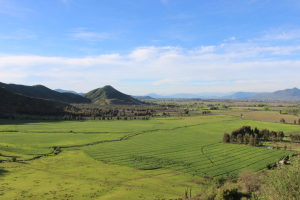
top-left (223, 126), bottom-right (284, 146)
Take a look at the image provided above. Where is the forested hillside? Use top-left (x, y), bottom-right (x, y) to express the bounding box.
top-left (0, 82), bottom-right (91, 104)
top-left (83, 85), bottom-right (144, 105)
top-left (0, 87), bottom-right (69, 117)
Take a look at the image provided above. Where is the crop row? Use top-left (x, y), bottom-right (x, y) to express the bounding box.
top-left (81, 126), bottom-right (289, 177)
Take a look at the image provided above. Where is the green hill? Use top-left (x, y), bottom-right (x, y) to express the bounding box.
top-left (83, 85), bottom-right (144, 105)
top-left (0, 87), bottom-right (69, 116)
top-left (0, 82), bottom-right (91, 104)
top-left (250, 87), bottom-right (300, 101)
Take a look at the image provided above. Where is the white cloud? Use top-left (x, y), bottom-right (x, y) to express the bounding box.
top-left (223, 37), bottom-right (236, 42)
top-left (190, 45), bottom-right (216, 54)
top-left (260, 28), bottom-right (300, 41)
top-left (1, 42), bottom-right (300, 94)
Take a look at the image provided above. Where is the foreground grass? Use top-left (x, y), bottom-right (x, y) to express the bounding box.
top-left (0, 115), bottom-right (297, 199)
top-left (0, 150), bottom-right (201, 199)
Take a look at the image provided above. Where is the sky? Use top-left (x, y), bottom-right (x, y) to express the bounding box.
top-left (0, 0), bottom-right (300, 95)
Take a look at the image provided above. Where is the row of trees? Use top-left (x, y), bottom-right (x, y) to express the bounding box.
top-left (289, 134), bottom-right (300, 143)
top-left (223, 126), bottom-right (285, 146)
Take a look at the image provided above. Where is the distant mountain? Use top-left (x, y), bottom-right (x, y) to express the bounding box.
top-left (132, 96), bottom-right (154, 100)
top-left (168, 93), bottom-right (201, 98)
top-left (146, 93), bottom-right (201, 99)
top-left (55, 89), bottom-right (85, 95)
top-left (198, 92), bottom-right (236, 99)
top-left (0, 82), bottom-right (91, 104)
top-left (221, 92), bottom-right (263, 99)
top-left (146, 92), bottom-right (235, 99)
top-left (250, 87), bottom-right (300, 101)
top-left (146, 93), bottom-right (165, 98)
top-left (83, 85), bottom-right (145, 105)
top-left (0, 87), bottom-right (69, 116)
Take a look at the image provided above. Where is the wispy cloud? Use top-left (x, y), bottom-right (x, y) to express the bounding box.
top-left (0, 0), bottom-right (32, 18)
top-left (260, 28), bottom-right (300, 41)
top-left (70, 28), bottom-right (110, 41)
top-left (152, 78), bottom-right (176, 85)
top-left (161, 0), bottom-right (169, 5)
top-left (0, 28), bottom-right (36, 40)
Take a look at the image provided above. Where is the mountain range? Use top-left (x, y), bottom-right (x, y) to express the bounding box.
top-left (0, 82), bottom-right (144, 106)
top-left (0, 82), bottom-right (91, 104)
top-left (142, 89), bottom-right (300, 101)
top-left (0, 87), bottom-right (68, 116)
top-left (144, 91), bottom-right (258, 99)
top-left (249, 87), bottom-right (300, 101)
top-left (1, 81), bottom-right (300, 107)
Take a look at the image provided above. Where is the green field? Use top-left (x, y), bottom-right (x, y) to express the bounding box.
top-left (0, 114), bottom-right (297, 199)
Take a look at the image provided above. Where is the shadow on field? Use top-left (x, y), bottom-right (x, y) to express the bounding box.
top-left (0, 169), bottom-right (9, 176)
top-left (0, 119), bottom-right (65, 126)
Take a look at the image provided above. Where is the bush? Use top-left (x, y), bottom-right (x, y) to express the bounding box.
top-left (263, 159), bottom-right (300, 200)
top-left (239, 171), bottom-right (263, 194)
top-left (215, 186), bottom-right (239, 200)
top-left (279, 118), bottom-right (285, 123)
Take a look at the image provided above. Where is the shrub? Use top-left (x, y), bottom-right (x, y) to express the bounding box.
top-left (263, 159), bottom-right (300, 200)
top-left (215, 186), bottom-right (239, 200)
top-left (279, 118), bottom-right (285, 123)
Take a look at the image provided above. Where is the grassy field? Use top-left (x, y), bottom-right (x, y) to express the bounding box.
top-left (0, 113), bottom-right (298, 199)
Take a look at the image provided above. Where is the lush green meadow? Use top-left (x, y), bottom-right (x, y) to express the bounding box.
top-left (0, 113), bottom-right (298, 199)
top-left (80, 116), bottom-right (295, 177)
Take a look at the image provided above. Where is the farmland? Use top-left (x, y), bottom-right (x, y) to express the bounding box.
top-left (0, 101), bottom-right (299, 199)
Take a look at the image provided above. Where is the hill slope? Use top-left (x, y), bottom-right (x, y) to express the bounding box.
top-left (250, 87), bottom-right (300, 101)
top-left (0, 87), bottom-right (69, 116)
top-left (83, 85), bottom-right (144, 105)
top-left (221, 92), bottom-right (262, 99)
top-left (0, 82), bottom-right (91, 104)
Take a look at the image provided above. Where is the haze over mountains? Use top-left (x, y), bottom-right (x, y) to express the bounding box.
top-left (144, 89), bottom-right (300, 100)
top-left (54, 89), bottom-right (85, 95)
top-left (145, 92), bottom-right (262, 99)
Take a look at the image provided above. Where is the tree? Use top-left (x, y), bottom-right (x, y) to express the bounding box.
top-left (254, 127), bottom-right (259, 135)
top-left (277, 131), bottom-right (284, 142)
top-left (260, 129), bottom-right (270, 141)
top-left (254, 134), bottom-right (259, 146)
top-left (270, 131), bottom-right (277, 142)
top-left (237, 134), bottom-right (243, 144)
top-left (280, 118), bottom-right (286, 123)
top-left (249, 135), bottom-right (254, 146)
top-left (223, 133), bottom-right (230, 143)
top-left (244, 133), bottom-right (250, 145)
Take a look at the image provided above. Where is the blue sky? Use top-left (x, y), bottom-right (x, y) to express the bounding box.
top-left (0, 0), bottom-right (300, 95)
